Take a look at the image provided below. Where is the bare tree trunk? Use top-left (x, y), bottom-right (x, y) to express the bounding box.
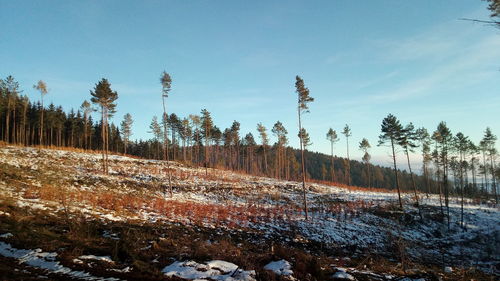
top-left (5, 100), bottom-right (11, 142)
top-left (482, 150), bottom-right (488, 196)
top-left (442, 143), bottom-right (450, 230)
top-left (391, 138), bottom-right (403, 209)
top-left (162, 97), bottom-right (172, 197)
top-left (263, 145), bottom-right (268, 176)
top-left (491, 155), bottom-right (498, 205)
top-left (205, 129), bottom-right (209, 176)
top-left (39, 97), bottom-right (44, 146)
top-left (298, 107), bottom-right (308, 220)
top-left (101, 107), bottom-right (106, 173)
top-left (460, 151), bottom-right (465, 230)
top-left (330, 141), bottom-right (335, 182)
top-left (12, 106), bottom-right (16, 144)
top-left (346, 136), bottom-right (351, 185)
top-left (405, 148), bottom-right (422, 219)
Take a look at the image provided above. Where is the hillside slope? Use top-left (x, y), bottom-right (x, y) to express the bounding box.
top-left (0, 145), bottom-right (498, 280)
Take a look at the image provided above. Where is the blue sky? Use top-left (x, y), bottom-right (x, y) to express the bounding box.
top-left (1, 0), bottom-right (499, 169)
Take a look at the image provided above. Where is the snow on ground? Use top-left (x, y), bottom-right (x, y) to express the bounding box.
top-left (78, 255), bottom-right (114, 263)
top-left (162, 260), bottom-right (256, 281)
top-left (332, 270), bottom-right (355, 280)
top-left (0, 232), bottom-right (13, 238)
top-left (263, 259), bottom-right (293, 276)
top-left (0, 241), bottom-right (119, 281)
top-left (1, 145), bottom-right (499, 276)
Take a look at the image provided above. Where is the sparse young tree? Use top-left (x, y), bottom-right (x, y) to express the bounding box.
top-left (399, 123), bottom-right (422, 219)
top-left (34, 80), bottom-right (48, 146)
top-left (159, 71), bottom-right (174, 196)
top-left (243, 132), bottom-right (257, 174)
top-left (435, 121), bottom-right (453, 229)
top-left (342, 124), bottom-right (352, 186)
top-left (272, 121), bottom-right (288, 179)
top-left (294, 75), bottom-right (314, 220)
top-left (80, 100), bottom-right (94, 150)
top-left (120, 113), bottom-right (133, 154)
top-left (326, 128), bottom-right (339, 183)
top-left (455, 132), bottom-right (469, 229)
top-left (482, 127), bottom-right (498, 204)
top-left (468, 141), bottom-right (480, 194)
top-left (257, 123), bottom-right (270, 175)
top-left (416, 127), bottom-right (432, 196)
top-left (359, 138), bottom-right (371, 187)
top-left (379, 114), bottom-right (404, 209)
top-left (90, 78), bottom-right (118, 174)
top-left (149, 116), bottom-right (162, 159)
top-left (201, 109), bottom-right (213, 175)
top-left (160, 71), bottom-right (172, 161)
top-left (2, 76), bottom-right (20, 143)
top-left (230, 120), bottom-right (241, 170)
top-left (20, 95), bottom-right (29, 145)
top-left (431, 131), bottom-right (445, 217)
top-left (181, 118), bottom-right (192, 162)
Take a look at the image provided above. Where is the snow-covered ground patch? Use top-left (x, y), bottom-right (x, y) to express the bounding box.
top-left (1, 145), bottom-right (499, 278)
top-left (0, 241), bottom-right (119, 280)
top-left (0, 232), bottom-right (13, 238)
top-left (79, 255), bottom-right (114, 263)
top-left (162, 260), bottom-right (256, 280)
top-left (263, 259), bottom-right (293, 276)
top-left (332, 271), bottom-right (355, 280)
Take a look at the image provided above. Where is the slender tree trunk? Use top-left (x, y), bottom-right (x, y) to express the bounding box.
top-left (460, 151), bottom-right (465, 230)
top-left (161, 97), bottom-right (172, 197)
top-left (22, 105), bottom-right (27, 146)
top-left (330, 141), bottom-right (335, 182)
top-left (205, 129), bottom-right (209, 176)
top-left (100, 107), bottom-right (106, 173)
top-left (39, 97), bottom-right (44, 146)
top-left (442, 143), bottom-right (450, 230)
top-left (368, 163), bottom-right (371, 188)
top-left (12, 107), bottom-right (16, 144)
top-left (391, 138), bottom-right (403, 209)
top-left (263, 145), bottom-right (268, 176)
top-left (346, 137), bottom-right (351, 185)
top-left (5, 100), bottom-right (11, 143)
top-left (490, 155), bottom-right (498, 204)
top-left (298, 107), bottom-right (308, 220)
top-left (405, 148), bottom-right (422, 219)
top-left (482, 150), bottom-right (488, 196)
top-left (471, 162), bottom-right (477, 197)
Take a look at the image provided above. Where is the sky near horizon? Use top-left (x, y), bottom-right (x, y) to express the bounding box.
top-left (1, 1), bottom-right (499, 170)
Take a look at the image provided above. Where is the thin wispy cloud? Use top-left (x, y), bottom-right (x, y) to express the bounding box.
top-left (338, 29), bottom-right (500, 106)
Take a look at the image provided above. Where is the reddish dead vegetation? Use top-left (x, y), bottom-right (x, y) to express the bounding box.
top-left (22, 182), bottom-right (375, 232)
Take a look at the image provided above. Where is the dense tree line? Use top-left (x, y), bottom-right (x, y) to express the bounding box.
top-left (1, 75), bottom-right (498, 204)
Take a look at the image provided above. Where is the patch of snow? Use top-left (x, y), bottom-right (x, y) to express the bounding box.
top-left (206, 260), bottom-right (239, 273)
top-left (332, 271), bottom-right (355, 280)
top-left (264, 260), bottom-right (293, 276)
top-left (444, 266), bottom-right (453, 273)
top-left (162, 260), bottom-right (256, 280)
top-left (110, 266), bottom-right (132, 273)
top-left (0, 233), bottom-right (13, 238)
top-left (0, 242), bottom-right (119, 280)
top-left (79, 255), bottom-right (114, 263)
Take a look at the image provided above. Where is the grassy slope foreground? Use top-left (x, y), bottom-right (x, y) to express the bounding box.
top-left (0, 145), bottom-right (498, 280)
